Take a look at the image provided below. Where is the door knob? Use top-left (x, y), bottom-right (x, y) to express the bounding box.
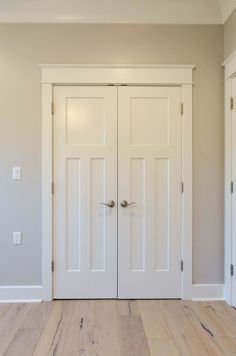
top-left (100, 200), bottom-right (115, 208)
top-left (120, 200), bottom-right (136, 208)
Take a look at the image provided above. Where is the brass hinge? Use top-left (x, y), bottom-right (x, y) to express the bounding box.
top-left (51, 102), bottom-right (55, 116)
top-left (51, 182), bottom-right (55, 195)
top-left (231, 264), bottom-right (234, 277)
top-left (52, 261), bottom-right (54, 272)
top-left (181, 103), bottom-right (184, 116)
top-left (181, 182), bottom-right (184, 194)
top-left (181, 260), bottom-right (184, 272)
top-left (231, 97), bottom-right (234, 110)
top-left (231, 181), bottom-right (234, 194)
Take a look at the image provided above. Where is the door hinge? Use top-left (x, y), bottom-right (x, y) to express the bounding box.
top-left (51, 102), bottom-right (55, 116)
top-left (52, 261), bottom-right (54, 272)
top-left (181, 103), bottom-right (184, 116)
top-left (231, 181), bottom-right (234, 194)
top-left (231, 264), bottom-right (234, 277)
top-left (181, 181), bottom-right (184, 194)
top-left (181, 260), bottom-right (184, 272)
top-left (231, 97), bottom-right (234, 110)
top-left (51, 182), bottom-right (55, 195)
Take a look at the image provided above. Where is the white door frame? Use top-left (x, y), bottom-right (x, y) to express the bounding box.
top-left (41, 64), bottom-right (195, 301)
top-left (223, 51), bottom-right (236, 305)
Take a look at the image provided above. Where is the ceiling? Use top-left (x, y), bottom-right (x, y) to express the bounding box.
top-left (0, 0), bottom-right (235, 24)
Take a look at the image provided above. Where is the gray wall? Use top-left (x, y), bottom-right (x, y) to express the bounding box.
top-left (0, 24), bottom-right (224, 285)
top-left (224, 8), bottom-right (236, 59)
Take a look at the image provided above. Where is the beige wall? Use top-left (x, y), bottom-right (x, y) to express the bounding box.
top-left (224, 8), bottom-right (236, 59)
top-left (0, 24), bottom-right (224, 285)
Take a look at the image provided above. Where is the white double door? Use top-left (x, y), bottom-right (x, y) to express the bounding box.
top-left (54, 85), bottom-right (182, 299)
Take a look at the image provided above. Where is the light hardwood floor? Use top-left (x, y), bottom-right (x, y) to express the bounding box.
top-left (0, 300), bottom-right (236, 355)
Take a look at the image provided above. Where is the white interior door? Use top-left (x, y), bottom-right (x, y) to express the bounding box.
top-left (118, 86), bottom-right (182, 298)
top-left (54, 84), bottom-right (183, 299)
top-left (54, 86), bottom-right (117, 298)
top-left (232, 76), bottom-right (236, 307)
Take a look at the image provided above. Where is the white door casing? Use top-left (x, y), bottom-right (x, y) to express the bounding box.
top-left (118, 86), bottom-right (182, 298)
top-left (54, 86), bottom-right (117, 298)
top-left (223, 52), bottom-right (236, 306)
top-left (232, 76), bottom-right (236, 306)
top-left (41, 65), bottom-right (194, 301)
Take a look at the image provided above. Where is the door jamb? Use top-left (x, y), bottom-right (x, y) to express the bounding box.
top-left (41, 64), bottom-right (195, 301)
top-left (223, 51), bottom-right (236, 305)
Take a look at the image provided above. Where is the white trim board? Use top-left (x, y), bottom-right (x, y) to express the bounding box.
top-left (223, 51), bottom-right (236, 81)
top-left (41, 64), bottom-right (194, 301)
top-left (39, 64), bottom-right (196, 69)
top-left (191, 284), bottom-right (224, 301)
top-left (40, 65), bottom-right (195, 85)
top-left (0, 286), bottom-right (42, 303)
top-left (223, 52), bottom-right (236, 306)
top-left (0, 283), bottom-right (223, 302)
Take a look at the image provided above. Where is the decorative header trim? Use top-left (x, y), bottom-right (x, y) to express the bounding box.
top-left (40, 64), bottom-right (195, 85)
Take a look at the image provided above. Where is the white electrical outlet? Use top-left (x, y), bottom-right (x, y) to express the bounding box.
top-left (12, 167), bottom-right (21, 180)
top-left (13, 232), bottom-right (22, 245)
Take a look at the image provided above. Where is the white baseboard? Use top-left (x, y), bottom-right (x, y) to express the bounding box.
top-left (0, 284), bottom-right (224, 302)
top-left (0, 285), bottom-right (42, 303)
top-left (191, 284), bottom-right (224, 301)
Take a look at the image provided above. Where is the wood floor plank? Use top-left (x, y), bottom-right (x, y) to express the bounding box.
top-left (118, 301), bottom-right (151, 356)
top-left (118, 300), bottom-right (140, 317)
top-left (158, 300), bottom-right (209, 356)
top-left (183, 301), bottom-right (236, 355)
top-left (138, 300), bottom-right (181, 356)
top-left (20, 301), bottom-right (54, 330)
top-left (222, 301), bottom-right (236, 318)
top-left (182, 301), bottom-right (224, 356)
top-left (56, 300), bottom-right (93, 355)
top-left (205, 301), bottom-right (236, 340)
top-left (4, 329), bottom-right (45, 356)
top-left (32, 300), bottom-right (69, 356)
top-left (0, 303), bottom-right (32, 355)
top-left (201, 302), bottom-right (235, 339)
top-left (218, 300), bottom-right (236, 334)
top-left (204, 302), bottom-right (236, 355)
top-left (185, 301), bottom-right (230, 339)
top-left (4, 302), bottom-right (54, 356)
top-left (148, 339), bottom-right (181, 356)
top-left (91, 300), bottom-right (121, 356)
top-left (0, 304), bottom-right (12, 321)
top-left (138, 300), bottom-right (172, 340)
top-left (46, 301), bottom-right (75, 355)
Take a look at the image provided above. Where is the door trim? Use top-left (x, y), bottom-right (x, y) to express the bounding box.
top-left (223, 51), bottom-right (236, 305)
top-left (41, 65), bottom-right (195, 301)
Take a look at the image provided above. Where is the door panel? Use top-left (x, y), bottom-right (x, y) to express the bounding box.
top-left (118, 86), bottom-right (182, 298)
top-left (54, 86), bottom-right (117, 298)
